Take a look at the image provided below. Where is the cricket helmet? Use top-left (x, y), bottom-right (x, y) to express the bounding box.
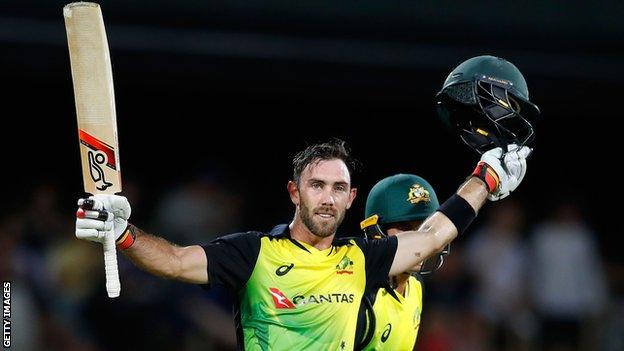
top-left (435, 55), bottom-right (540, 154)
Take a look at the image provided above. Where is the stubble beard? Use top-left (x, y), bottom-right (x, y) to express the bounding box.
top-left (299, 200), bottom-right (344, 238)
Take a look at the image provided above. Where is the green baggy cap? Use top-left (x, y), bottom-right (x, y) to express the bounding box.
top-left (365, 174), bottom-right (439, 224)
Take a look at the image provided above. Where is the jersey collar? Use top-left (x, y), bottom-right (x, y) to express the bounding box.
top-left (268, 223), bottom-right (353, 254)
top-left (269, 223), bottom-right (312, 253)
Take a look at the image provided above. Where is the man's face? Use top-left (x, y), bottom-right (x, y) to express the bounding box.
top-left (292, 159), bottom-right (356, 238)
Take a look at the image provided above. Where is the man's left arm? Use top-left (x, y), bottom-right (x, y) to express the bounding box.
top-left (390, 145), bottom-right (531, 276)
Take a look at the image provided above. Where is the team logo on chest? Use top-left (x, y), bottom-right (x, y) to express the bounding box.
top-left (336, 256), bottom-right (354, 275)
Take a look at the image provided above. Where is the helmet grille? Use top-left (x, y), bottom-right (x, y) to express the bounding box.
top-left (443, 82), bottom-right (476, 104)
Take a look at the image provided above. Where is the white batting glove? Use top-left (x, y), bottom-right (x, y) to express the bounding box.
top-left (75, 194), bottom-right (131, 244)
top-left (473, 144), bottom-right (532, 201)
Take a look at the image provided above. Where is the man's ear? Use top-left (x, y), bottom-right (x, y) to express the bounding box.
top-left (346, 187), bottom-right (357, 209)
top-left (287, 181), bottom-right (299, 205)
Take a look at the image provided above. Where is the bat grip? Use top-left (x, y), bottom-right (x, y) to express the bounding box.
top-left (103, 229), bottom-right (121, 298)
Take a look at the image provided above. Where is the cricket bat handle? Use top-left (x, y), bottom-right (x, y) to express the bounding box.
top-left (103, 229), bottom-right (120, 298)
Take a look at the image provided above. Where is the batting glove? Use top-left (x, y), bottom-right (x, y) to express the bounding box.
top-left (75, 194), bottom-right (131, 244)
top-left (472, 144), bottom-right (531, 201)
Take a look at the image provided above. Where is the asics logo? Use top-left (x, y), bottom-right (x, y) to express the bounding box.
top-left (276, 263), bottom-right (294, 276)
top-left (381, 323), bottom-right (392, 342)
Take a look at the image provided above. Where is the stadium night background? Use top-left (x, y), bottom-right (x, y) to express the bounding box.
top-left (1, 1), bottom-right (622, 350)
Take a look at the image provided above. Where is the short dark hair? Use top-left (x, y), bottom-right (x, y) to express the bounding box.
top-left (292, 138), bottom-right (359, 184)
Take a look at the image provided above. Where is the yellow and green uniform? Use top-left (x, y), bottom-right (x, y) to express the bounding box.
top-left (202, 224), bottom-right (397, 351)
top-left (360, 275), bottom-right (424, 350)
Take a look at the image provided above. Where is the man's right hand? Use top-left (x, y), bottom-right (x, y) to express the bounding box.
top-left (75, 194), bottom-right (131, 244)
top-left (473, 144), bottom-right (531, 201)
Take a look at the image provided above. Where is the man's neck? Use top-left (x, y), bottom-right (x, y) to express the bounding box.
top-left (289, 219), bottom-right (334, 250)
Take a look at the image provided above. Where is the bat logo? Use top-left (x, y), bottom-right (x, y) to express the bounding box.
top-left (79, 130), bottom-right (118, 191)
top-left (79, 130), bottom-right (117, 170)
top-left (88, 150), bottom-right (113, 191)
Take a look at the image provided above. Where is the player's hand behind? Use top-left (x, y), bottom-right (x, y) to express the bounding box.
top-left (75, 194), bottom-right (131, 244)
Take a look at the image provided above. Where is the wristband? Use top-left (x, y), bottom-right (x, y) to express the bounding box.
top-left (437, 194), bottom-right (476, 235)
top-left (471, 161), bottom-right (500, 193)
top-left (116, 224), bottom-right (136, 250)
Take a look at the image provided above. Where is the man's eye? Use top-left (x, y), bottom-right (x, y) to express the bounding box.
top-left (335, 185), bottom-right (346, 192)
top-left (312, 182), bottom-right (323, 189)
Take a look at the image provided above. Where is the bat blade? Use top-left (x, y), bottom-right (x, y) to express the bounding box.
top-left (64, 2), bottom-right (121, 298)
top-left (65, 2), bottom-right (121, 195)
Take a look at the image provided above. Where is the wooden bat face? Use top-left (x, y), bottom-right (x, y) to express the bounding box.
top-left (65, 2), bottom-right (121, 195)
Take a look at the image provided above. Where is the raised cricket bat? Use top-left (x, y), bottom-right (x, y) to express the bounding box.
top-left (64, 2), bottom-right (121, 298)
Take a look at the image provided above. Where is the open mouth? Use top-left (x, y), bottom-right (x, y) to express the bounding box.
top-left (315, 212), bottom-right (335, 219)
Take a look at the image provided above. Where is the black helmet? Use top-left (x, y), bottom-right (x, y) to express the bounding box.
top-left (435, 55), bottom-right (540, 154)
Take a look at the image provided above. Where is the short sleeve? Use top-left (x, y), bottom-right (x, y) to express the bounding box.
top-left (201, 231), bottom-right (261, 292)
top-left (352, 236), bottom-right (398, 290)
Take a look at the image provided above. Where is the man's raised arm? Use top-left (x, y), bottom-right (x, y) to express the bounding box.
top-left (389, 145), bottom-right (530, 276)
top-left (75, 195), bottom-right (208, 284)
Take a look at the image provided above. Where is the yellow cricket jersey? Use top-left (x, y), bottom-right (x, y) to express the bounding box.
top-left (202, 224), bottom-right (398, 351)
top-left (362, 275), bottom-right (423, 351)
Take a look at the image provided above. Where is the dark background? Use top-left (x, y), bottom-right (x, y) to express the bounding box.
top-left (3, 1), bottom-right (622, 242)
top-left (1, 1), bottom-right (622, 350)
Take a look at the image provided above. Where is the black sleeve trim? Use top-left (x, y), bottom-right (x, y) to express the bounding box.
top-left (352, 235), bottom-right (399, 291)
top-left (200, 231), bottom-right (262, 292)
